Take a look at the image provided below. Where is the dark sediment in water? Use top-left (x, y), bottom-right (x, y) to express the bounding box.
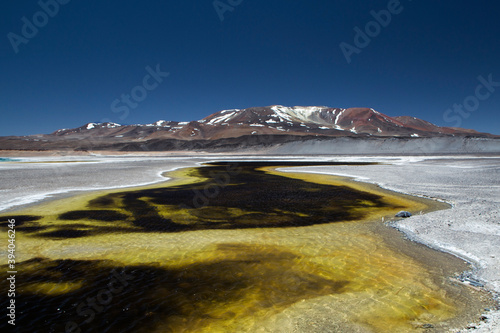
top-left (0, 161), bottom-right (493, 332)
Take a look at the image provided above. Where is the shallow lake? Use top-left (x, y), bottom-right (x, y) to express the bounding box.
top-left (0, 161), bottom-right (491, 332)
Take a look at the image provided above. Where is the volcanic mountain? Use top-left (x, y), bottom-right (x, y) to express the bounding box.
top-left (52, 106), bottom-right (490, 139)
top-left (0, 106), bottom-right (497, 152)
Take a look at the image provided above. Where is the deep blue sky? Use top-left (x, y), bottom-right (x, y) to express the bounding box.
top-left (1, 0), bottom-right (499, 136)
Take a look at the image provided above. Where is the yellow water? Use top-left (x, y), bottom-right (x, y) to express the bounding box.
top-left (0, 162), bottom-right (491, 332)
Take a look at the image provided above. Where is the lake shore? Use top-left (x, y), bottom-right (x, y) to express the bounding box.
top-left (278, 156), bottom-right (500, 332)
top-left (1, 153), bottom-right (498, 331)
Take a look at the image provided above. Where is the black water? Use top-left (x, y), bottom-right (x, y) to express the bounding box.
top-left (7, 162), bottom-right (389, 240)
top-left (1, 161), bottom-right (399, 333)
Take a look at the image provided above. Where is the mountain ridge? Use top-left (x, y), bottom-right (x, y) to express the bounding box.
top-left (50, 105), bottom-right (496, 140)
top-left (1, 105), bottom-right (498, 152)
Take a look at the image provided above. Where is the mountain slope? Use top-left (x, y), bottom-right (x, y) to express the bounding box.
top-left (0, 105), bottom-right (497, 151)
top-left (196, 105), bottom-right (488, 139)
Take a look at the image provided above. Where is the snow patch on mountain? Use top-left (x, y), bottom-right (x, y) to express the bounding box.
top-left (270, 105), bottom-right (334, 124)
top-left (207, 112), bottom-right (236, 125)
top-left (153, 120), bottom-right (170, 127)
top-left (334, 109), bottom-right (345, 125)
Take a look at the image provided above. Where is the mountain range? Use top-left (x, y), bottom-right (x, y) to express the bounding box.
top-left (0, 106), bottom-right (498, 152)
top-left (56, 105), bottom-right (490, 139)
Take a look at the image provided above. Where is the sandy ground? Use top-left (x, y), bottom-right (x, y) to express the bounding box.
top-left (1, 153), bottom-right (499, 331)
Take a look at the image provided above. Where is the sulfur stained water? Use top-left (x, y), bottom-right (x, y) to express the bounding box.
top-left (0, 162), bottom-right (492, 332)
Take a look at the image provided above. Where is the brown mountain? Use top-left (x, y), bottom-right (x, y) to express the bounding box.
top-left (52, 105), bottom-right (495, 139)
top-left (0, 106), bottom-right (497, 152)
